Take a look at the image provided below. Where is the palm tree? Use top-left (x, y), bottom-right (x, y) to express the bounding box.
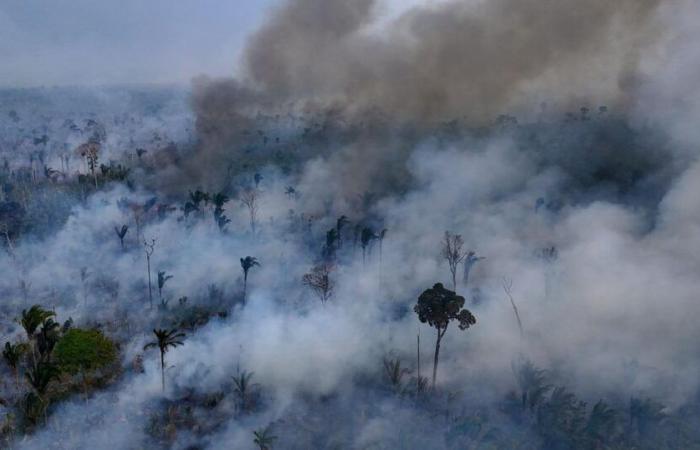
top-left (157, 271), bottom-right (173, 307)
top-left (20, 305), bottom-right (55, 340)
top-left (253, 425), bottom-right (277, 450)
top-left (3, 342), bottom-right (25, 388)
top-left (143, 328), bottom-right (185, 392)
top-left (383, 357), bottom-right (410, 393)
top-left (19, 305), bottom-right (55, 365)
top-left (36, 318), bottom-right (60, 361)
top-left (24, 361), bottom-right (60, 424)
top-left (114, 224), bottom-right (129, 250)
top-left (240, 256), bottom-right (260, 304)
top-left (232, 370), bottom-right (258, 412)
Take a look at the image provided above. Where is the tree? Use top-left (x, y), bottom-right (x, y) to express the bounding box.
top-left (463, 251), bottom-right (484, 286)
top-left (253, 424), bottom-right (277, 450)
top-left (54, 328), bottom-right (117, 399)
top-left (302, 264), bottom-right (334, 304)
top-left (19, 305), bottom-right (55, 365)
top-left (360, 227), bottom-right (377, 265)
top-left (144, 238), bottom-right (156, 309)
top-left (383, 356), bottom-right (410, 394)
top-left (143, 328), bottom-right (185, 392)
top-left (240, 189), bottom-right (260, 235)
top-left (232, 370), bottom-right (258, 412)
top-left (114, 225), bottom-right (129, 250)
top-left (20, 305), bottom-right (55, 341)
top-left (157, 271), bottom-right (173, 307)
top-left (36, 318), bottom-right (60, 361)
top-left (25, 361), bottom-right (60, 401)
top-left (414, 283), bottom-right (476, 388)
top-left (442, 231), bottom-right (466, 292)
top-left (502, 277), bottom-right (524, 337)
top-left (3, 342), bottom-right (25, 389)
top-left (240, 256), bottom-right (260, 304)
top-left (336, 215), bottom-right (349, 248)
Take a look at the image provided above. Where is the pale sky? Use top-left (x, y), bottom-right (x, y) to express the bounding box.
top-left (0, 0), bottom-right (432, 88)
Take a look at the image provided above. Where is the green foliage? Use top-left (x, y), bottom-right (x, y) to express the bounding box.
top-left (54, 328), bottom-right (117, 375)
top-left (19, 305), bottom-right (55, 339)
top-left (2, 342), bottom-right (24, 370)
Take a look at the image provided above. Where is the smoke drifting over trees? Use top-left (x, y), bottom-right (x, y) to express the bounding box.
top-left (1, 0), bottom-right (700, 449)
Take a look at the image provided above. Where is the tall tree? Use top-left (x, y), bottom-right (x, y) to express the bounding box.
top-left (414, 283), bottom-right (476, 388)
top-left (143, 328), bottom-right (185, 392)
top-left (441, 231), bottom-right (466, 292)
top-left (240, 256), bottom-right (260, 304)
top-left (144, 238), bottom-right (156, 309)
top-left (240, 188), bottom-right (260, 236)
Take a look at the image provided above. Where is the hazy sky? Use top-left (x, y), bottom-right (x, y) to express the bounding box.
top-left (0, 0), bottom-right (278, 87)
top-left (0, 0), bottom-right (431, 88)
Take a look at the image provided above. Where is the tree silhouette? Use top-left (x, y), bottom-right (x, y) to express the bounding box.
top-left (414, 283), bottom-right (476, 388)
top-left (36, 318), bottom-right (60, 361)
top-left (502, 277), bottom-right (524, 337)
top-left (383, 356), bottom-right (411, 394)
top-left (253, 424), bottom-right (277, 450)
top-left (20, 305), bottom-right (55, 366)
top-left (302, 264), bottom-right (334, 305)
top-left (114, 224), bottom-right (129, 250)
top-left (336, 215), bottom-right (349, 248)
top-left (232, 370), bottom-right (258, 413)
top-left (360, 227), bottom-right (377, 265)
top-left (240, 256), bottom-right (260, 304)
top-left (157, 271), bottom-right (173, 307)
top-left (144, 328), bottom-right (185, 392)
top-left (240, 188), bottom-right (260, 235)
top-left (144, 238), bottom-right (156, 309)
top-left (463, 251), bottom-right (484, 286)
top-left (441, 231), bottom-right (466, 292)
top-left (3, 342), bottom-right (25, 389)
top-left (25, 361), bottom-right (60, 400)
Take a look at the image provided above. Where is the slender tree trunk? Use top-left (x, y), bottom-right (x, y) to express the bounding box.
top-left (417, 332), bottom-right (421, 379)
top-left (147, 255), bottom-right (153, 309)
top-left (243, 272), bottom-right (248, 304)
top-left (451, 270), bottom-right (457, 293)
top-left (432, 328), bottom-right (443, 389)
top-left (160, 351), bottom-right (165, 392)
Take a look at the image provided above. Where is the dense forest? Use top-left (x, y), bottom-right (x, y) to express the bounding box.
top-left (2, 0), bottom-right (700, 449)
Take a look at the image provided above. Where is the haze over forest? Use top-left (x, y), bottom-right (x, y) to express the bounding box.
top-left (1, 1), bottom-right (700, 449)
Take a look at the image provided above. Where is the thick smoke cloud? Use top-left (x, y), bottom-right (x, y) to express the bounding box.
top-left (219, 0), bottom-right (663, 123)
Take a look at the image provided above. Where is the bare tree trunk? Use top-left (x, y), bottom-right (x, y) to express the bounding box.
top-left (160, 351), bottom-right (165, 392)
top-left (417, 332), bottom-right (421, 379)
top-left (147, 254), bottom-right (153, 309)
top-left (432, 328), bottom-right (444, 389)
top-left (243, 272), bottom-right (248, 304)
